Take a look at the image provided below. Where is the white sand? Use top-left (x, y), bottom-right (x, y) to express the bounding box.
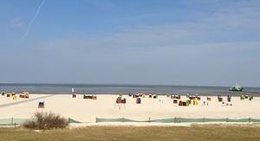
top-left (0, 94), bottom-right (259, 124)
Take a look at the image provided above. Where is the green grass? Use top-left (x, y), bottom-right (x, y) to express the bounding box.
top-left (0, 124), bottom-right (260, 141)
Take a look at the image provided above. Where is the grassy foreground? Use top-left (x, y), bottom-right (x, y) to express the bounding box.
top-left (0, 124), bottom-right (260, 141)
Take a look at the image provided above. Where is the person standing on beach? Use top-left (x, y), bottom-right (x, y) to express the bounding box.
top-left (227, 95), bottom-right (231, 102)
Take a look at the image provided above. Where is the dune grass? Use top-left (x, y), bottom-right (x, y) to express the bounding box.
top-left (0, 124), bottom-right (260, 141)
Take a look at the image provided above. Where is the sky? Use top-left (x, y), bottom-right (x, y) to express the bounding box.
top-left (0, 0), bottom-right (260, 87)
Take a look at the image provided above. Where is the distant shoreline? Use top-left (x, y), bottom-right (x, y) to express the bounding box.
top-left (0, 82), bottom-right (232, 87)
top-left (0, 83), bottom-right (259, 96)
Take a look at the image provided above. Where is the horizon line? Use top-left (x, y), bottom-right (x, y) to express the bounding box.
top-left (0, 82), bottom-right (254, 88)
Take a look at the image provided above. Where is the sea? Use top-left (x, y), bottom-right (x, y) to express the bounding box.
top-left (0, 83), bottom-right (260, 96)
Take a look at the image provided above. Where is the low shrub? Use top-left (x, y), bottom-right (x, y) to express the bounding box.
top-left (23, 112), bottom-right (69, 130)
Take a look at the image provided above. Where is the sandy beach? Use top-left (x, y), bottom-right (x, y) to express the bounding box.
top-left (0, 93), bottom-right (259, 124)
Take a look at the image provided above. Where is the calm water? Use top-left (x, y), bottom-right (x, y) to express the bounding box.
top-left (0, 83), bottom-right (260, 96)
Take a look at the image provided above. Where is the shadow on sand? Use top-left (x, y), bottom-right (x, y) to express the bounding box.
top-left (0, 95), bottom-right (54, 108)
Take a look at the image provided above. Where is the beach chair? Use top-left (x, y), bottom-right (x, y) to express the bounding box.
top-left (19, 92), bottom-right (29, 98)
top-left (11, 92), bottom-right (16, 97)
top-left (186, 100), bottom-right (191, 105)
top-left (13, 95), bottom-right (17, 100)
top-left (136, 97), bottom-right (141, 104)
top-left (133, 94), bottom-right (138, 98)
top-left (114, 97), bottom-right (126, 109)
top-left (189, 96), bottom-right (195, 100)
top-left (185, 100), bottom-right (190, 106)
top-left (193, 99), bottom-right (198, 105)
top-left (178, 101), bottom-right (183, 106)
top-left (24, 93), bottom-right (29, 98)
top-left (203, 100), bottom-right (208, 106)
top-left (240, 95), bottom-right (245, 100)
top-left (38, 102), bottom-right (45, 108)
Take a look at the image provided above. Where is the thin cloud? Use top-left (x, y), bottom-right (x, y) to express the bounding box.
top-left (21, 0), bottom-right (46, 41)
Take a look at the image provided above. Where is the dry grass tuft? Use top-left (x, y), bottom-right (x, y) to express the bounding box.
top-left (23, 112), bottom-right (68, 130)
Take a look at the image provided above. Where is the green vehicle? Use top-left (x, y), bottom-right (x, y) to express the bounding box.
top-left (229, 84), bottom-right (243, 91)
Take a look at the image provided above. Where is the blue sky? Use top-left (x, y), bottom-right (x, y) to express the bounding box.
top-left (1, 0), bottom-right (260, 87)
